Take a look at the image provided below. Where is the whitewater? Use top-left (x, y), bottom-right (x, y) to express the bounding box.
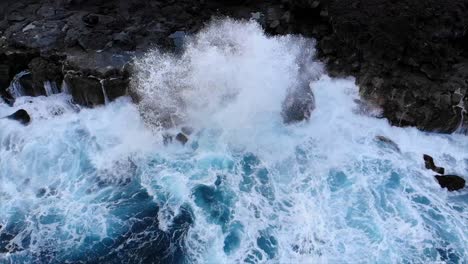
top-left (0, 19), bottom-right (467, 263)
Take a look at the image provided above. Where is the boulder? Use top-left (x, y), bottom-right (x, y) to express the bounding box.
top-left (64, 73), bottom-right (104, 107)
top-left (28, 57), bottom-right (63, 96)
top-left (5, 109), bottom-right (31, 125)
top-left (0, 64), bottom-right (10, 90)
top-left (281, 84), bottom-right (315, 124)
top-left (423, 154), bottom-right (445, 174)
top-left (101, 77), bottom-right (128, 102)
top-left (434, 175), bottom-right (465, 191)
top-left (312, 0), bottom-right (468, 134)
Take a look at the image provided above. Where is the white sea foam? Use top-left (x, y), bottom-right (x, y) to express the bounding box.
top-left (1, 19), bottom-right (467, 263)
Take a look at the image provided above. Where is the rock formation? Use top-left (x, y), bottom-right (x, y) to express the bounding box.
top-left (0, 0), bottom-right (467, 133)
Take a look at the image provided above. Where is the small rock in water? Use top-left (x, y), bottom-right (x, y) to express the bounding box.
top-left (375, 135), bottom-right (400, 153)
top-left (434, 175), bottom-right (465, 191)
top-left (36, 188), bottom-right (47, 198)
top-left (163, 133), bottom-right (173, 145)
top-left (281, 85), bottom-right (314, 124)
top-left (176, 133), bottom-right (188, 145)
top-left (5, 109), bottom-right (30, 125)
top-left (423, 154), bottom-right (445, 174)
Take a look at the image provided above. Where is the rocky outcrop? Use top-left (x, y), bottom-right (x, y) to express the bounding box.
top-left (282, 84), bottom-right (315, 124)
top-left (435, 175), bottom-right (466, 192)
top-left (305, 0), bottom-right (468, 133)
top-left (421, 154), bottom-right (466, 191)
top-left (423, 154), bottom-right (445, 175)
top-left (5, 109), bottom-right (30, 125)
top-left (1, 0), bottom-right (467, 133)
top-left (63, 50), bottom-right (131, 106)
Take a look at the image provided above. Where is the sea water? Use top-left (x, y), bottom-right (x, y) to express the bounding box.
top-left (0, 19), bottom-right (467, 264)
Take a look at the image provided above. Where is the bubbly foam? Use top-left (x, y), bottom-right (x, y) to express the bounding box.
top-left (1, 19), bottom-right (467, 263)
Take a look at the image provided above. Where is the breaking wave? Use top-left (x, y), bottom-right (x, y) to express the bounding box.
top-left (1, 19), bottom-right (467, 263)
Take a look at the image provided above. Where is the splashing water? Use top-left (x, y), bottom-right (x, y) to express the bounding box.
top-left (1, 19), bottom-right (467, 263)
top-left (7, 71), bottom-right (30, 98)
top-left (43, 81), bottom-right (60, 97)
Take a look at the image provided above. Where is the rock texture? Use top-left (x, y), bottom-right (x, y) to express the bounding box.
top-left (311, 0), bottom-right (468, 133)
top-left (5, 109), bottom-right (30, 125)
top-left (1, 0), bottom-right (467, 133)
top-left (423, 154), bottom-right (445, 175)
top-left (435, 175), bottom-right (466, 191)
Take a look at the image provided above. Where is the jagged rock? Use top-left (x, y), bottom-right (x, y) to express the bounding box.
top-left (6, 71), bottom-right (44, 97)
top-left (101, 78), bottom-right (128, 102)
top-left (28, 57), bottom-right (62, 95)
top-left (423, 154), bottom-right (445, 174)
top-left (64, 73), bottom-right (104, 107)
top-left (318, 0), bottom-right (468, 133)
top-left (282, 84), bottom-right (315, 124)
top-left (112, 31), bottom-right (134, 50)
top-left (5, 109), bottom-right (31, 125)
top-left (0, 0), bottom-right (466, 133)
top-left (0, 64), bottom-right (10, 90)
top-left (62, 50), bottom-right (131, 106)
top-left (435, 175), bottom-right (466, 191)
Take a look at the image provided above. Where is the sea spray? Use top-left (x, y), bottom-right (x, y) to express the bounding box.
top-left (0, 19), bottom-right (467, 263)
top-left (6, 71), bottom-right (30, 98)
top-left (131, 18), bottom-right (322, 132)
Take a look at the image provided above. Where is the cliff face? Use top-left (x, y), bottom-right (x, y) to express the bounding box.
top-left (321, 0), bottom-right (468, 133)
top-left (1, 0), bottom-right (467, 133)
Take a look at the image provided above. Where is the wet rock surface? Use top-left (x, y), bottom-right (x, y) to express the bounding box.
top-left (0, 0), bottom-right (467, 133)
top-left (423, 154), bottom-right (445, 175)
top-left (435, 175), bottom-right (466, 192)
top-left (282, 84), bottom-right (315, 124)
top-left (5, 109), bottom-right (30, 125)
top-left (421, 154), bottom-right (466, 191)
top-left (317, 0), bottom-right (468, 133)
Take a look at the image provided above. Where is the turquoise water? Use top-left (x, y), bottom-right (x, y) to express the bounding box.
top-left (1, 20), bottom-right (467, 263)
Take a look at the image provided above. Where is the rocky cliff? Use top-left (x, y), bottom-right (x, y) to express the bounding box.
top-left (1, 0), bottom-right (467, 133)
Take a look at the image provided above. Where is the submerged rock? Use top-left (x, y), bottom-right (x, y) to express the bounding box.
top-left (162, 133), bottom-right (173, 145)
top-left (281, 84), bottom-right (315, 124)
top-left (375, 135), bottom-right (400, 153)
top-left (434, 175), bottom-right (465, 191)
top-left (176, 132), bottom-right (189, 145)
top-left (163, 130), bottom-right (190, 146)
top-left (423, 154), bottom-right (445, 174)
top-left (5, 109), bottom-right (30, 125)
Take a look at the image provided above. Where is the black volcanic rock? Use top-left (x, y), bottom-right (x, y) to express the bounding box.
top-left (311, 0), bottom-right (468, 133)
top-left (0, 0), bottom-right (467, 134)
top-left (282, 84), bottom-right (315, 124)
top-left (435, 175), bottom-right (466, 191)
top-left (423, 154), bottom-right (445, 175)
top-left (64, 73), bottom-right (104, 107)
top-left (5, 109), bottom-right (31, 125)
